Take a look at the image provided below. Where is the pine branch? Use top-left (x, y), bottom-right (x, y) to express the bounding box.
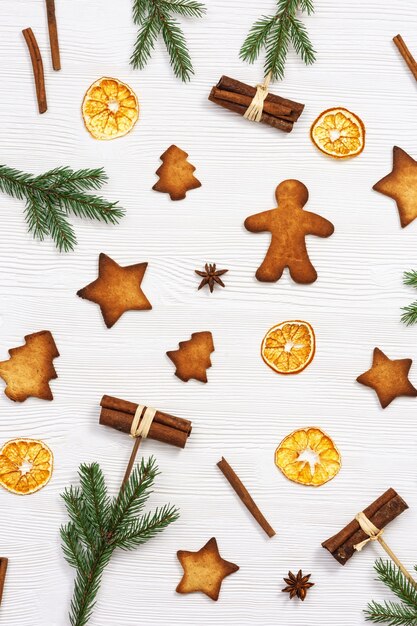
top-left (160, 12), bottom-right (193, 82)
top-left (0, 164), bottom-right (124, 252)
top-left (365, 560), bottom-right (417, 625)
top-left (114, 504), bottom-right (180, 550)
top-left (401, 270), bottom-right (417, 326)
top-left (365, 600), bottom-right (417, 625)
top-left (61, 458), bottom-right (178, 626)
top-left (130, 0), bottom-right (206, 81)
top-left (240, 0), bottom-right (316, 81)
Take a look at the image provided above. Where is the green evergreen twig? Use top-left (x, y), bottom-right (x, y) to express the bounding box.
top-left (401, 270), bottom-right (417, 326)
top-left (130, 0), bottom-right (206, 81)
top-left (61, 457), bottom-right (179, 626)
top-left (365, 560), bottom-right (417, 625)
top-left (0, 164), bottom-right (124, 252)
top-left (240, 0), bottom-right (316, 81)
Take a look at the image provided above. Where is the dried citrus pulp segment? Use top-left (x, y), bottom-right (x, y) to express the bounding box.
top-left (275, 428), bottom-right (341, 487)
top-left (310, 107), bottom-right (365, 158)
top-left (261, 320), bottom-right (315, 375)
top-left (0, 439), bottom-right (53, 495)
top-left (82, 77), bottom-right (139, 140)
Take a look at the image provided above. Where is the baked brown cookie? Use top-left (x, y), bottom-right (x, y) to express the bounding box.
top-left (77, 253), bottom-right (152, 328)
top-left (244, 180), bottom-right (334, 284)
top-left (0, 331), bottom-right (59, 402)
top-left (357, 347), bottom-right (417, 408)
top-left (176, 537), bottom-right (239, 601)
top-left (153, 145), bottom-right (201, 201)
top-left (167, 331), bottom-right (214, 382)
top-left (373, 146), bottom-right (417, 228)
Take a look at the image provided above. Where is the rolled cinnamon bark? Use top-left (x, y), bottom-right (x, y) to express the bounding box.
top-left (0, 558), bottom-right (8, 606)
top-left (322, 488), bottom-right (408, 565)
top-left (209, 90), bottom-right (294, 133)
top-left (216, 75), bottom-right (304, 121)
top-left (100, 395), bottom-right (192, 448)
top-left (211, 87), bottom-right (292, 119)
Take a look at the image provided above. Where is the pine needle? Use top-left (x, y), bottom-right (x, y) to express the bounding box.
top-left (240, 0), bottom-right (316, 81)
top-left (130, 0), bottom-right (206, 81)
top-left (61, 457), bottom-right (179, 626)
top-left (0, 164), bottom-right (124, 252)
top-left (365, 560), bottom-right (417, 625)
top-left (401, 270), bottom-right (417, 326)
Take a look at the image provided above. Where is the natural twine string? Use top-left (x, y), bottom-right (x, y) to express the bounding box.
top-left (244, 71), bottom-right (272, 123)
top-left (354, 511), bottom-right (417, 588)
top-left (130, 405), bottom-right (156, 440)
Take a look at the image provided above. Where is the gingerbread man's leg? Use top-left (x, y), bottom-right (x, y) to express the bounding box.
top-left (255, 258), bottom-right (286, 282)
top-left (288, 259), bottom-right (318, 284)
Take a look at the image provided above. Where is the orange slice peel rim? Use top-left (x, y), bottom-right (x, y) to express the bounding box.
top-left (310, 107), bottom-right (365, 159)
top-left (261, 320), bottom-right (315, 375)
top-left (82, 76), bottom-right (139, 141)
top-left (0, 438), bottom-right (53, 495)
top-left (275, 427), bottom-right (341, 487)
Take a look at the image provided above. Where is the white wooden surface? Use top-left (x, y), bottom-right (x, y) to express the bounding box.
top-left (1, 1), bottom-right (417, 624)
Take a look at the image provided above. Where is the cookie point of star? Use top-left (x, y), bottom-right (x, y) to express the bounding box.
top-left (357, 347), bottom-right (417, 408)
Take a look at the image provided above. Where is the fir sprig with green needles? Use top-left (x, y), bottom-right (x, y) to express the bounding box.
top-left (0, 164), bottom-right (124, 252)
top-left (365, 559), bottom-right (417, 625)
top-left (61, 457), bottom-right (179, 626)
top-left (130, 0), bottom-right (206, 81)
top-left (401, 270), bottom-right (417, 326)
top-left (240, 0), bottom-right (316, 81)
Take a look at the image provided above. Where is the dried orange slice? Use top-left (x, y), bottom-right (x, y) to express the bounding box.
top-left (0, 438), bottom-right (53, 495)
top-left (310, 107), bottom-right (365, 158)
top-left (275, 427), bottom-right (341, 487)
top-left (82, 77), bottom-right (139, 140)
top-left (261, 320), bottom-right (315, 375)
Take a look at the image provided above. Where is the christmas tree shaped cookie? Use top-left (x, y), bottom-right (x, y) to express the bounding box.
top-left (0, 331), bottom-right (59, 402)
top-left (244, 180), bottom-right (334, 284)
top-left (167, 331), bottom-right (214, 382)
top-left (153, 145), bottom-right (201, 200)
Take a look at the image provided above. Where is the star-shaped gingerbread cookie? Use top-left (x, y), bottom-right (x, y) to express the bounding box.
top-left (357, 347), bottom-right (417, 408)
top-left (373, 146), bottom-right (417, 228)
top-left (77, 253), bottom-right (152, 328)
top-left (176, 537), bottom-right (239, 601)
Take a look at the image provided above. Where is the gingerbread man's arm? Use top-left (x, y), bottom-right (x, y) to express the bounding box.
top-left (304, 211), bottom-right (335, 237)
top-left (244, 210), bottom-right (273, 233)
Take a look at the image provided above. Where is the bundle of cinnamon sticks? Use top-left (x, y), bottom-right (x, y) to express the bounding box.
top-left (208, 76), bottom-right (304, 133)
top-left (322, 488), bottom-right (408, 565)
top-left (100, 395), bottom-right (192, 448)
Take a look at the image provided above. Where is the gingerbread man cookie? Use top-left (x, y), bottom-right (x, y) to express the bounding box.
top-left (244, 180), bottom-right (334, 284)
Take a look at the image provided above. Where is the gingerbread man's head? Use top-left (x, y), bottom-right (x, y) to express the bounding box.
top-left (275, 180), bottom-right (309, 208)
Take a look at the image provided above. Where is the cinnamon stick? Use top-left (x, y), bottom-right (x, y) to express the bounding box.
top-left (100, 395), bottom-right (192, 449)
top-left (322, 488), bottom-right (408, 565)
top-left (0, 558), bottom-right (8, 606)
top-left (393, 34), bottom-right (417, 83)
top-left (216, 75), bottom-right (304, 121)
top-left (217, 457), bottom-right (276, 538)
top-left (211, 87), bottom-right (293, 119)
top-left (45, 0), bottom-right (61, 71)
top-left (209, 90), bottom-right (294, 133)
top-left (22, 28), bottom-right (47, 114)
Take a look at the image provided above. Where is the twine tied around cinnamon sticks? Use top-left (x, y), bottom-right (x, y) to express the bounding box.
top-left (354, 510), bottom-right (417, 588)
top-left (130, 405), bottom-right (156, 440)
top-left (244, 71), bottom-right (272, 123)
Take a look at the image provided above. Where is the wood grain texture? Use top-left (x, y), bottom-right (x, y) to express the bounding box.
top-left (1, 0), bottom-right (417, 624)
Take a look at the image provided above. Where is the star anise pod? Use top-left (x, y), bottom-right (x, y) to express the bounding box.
top-left (282, 570), bottom-right (314, 601)
top-left (195, 263), bottom-right (228, 293)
